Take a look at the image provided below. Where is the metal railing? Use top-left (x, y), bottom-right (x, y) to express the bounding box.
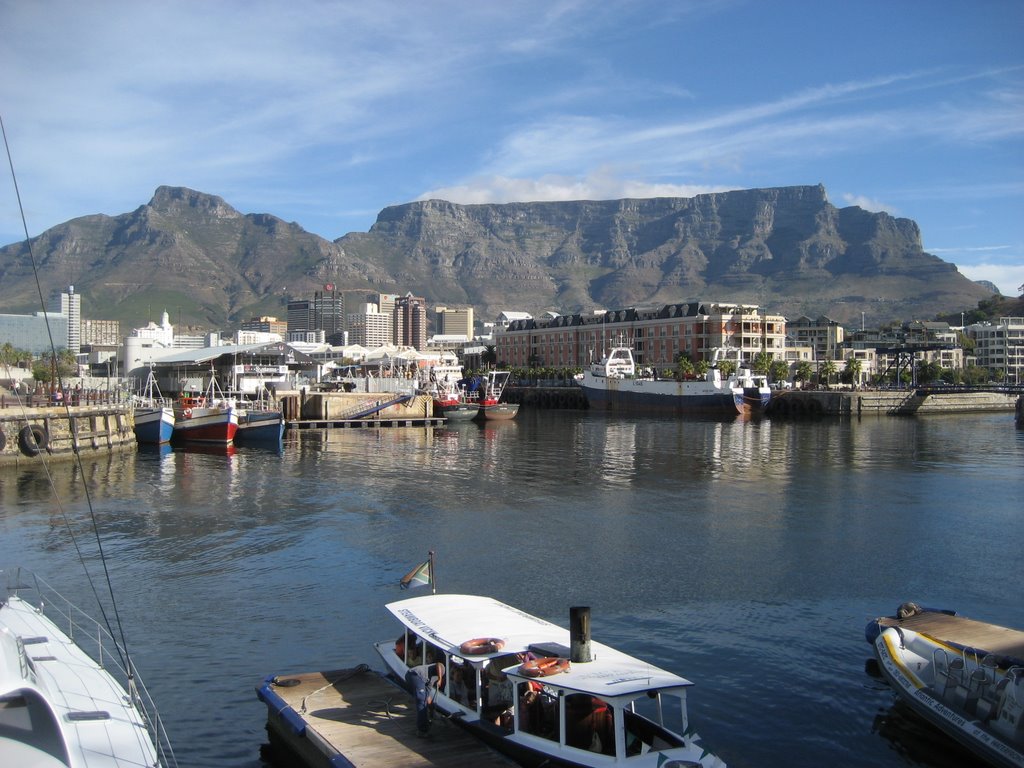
top-left (5, 567), bottom-right (178, 768)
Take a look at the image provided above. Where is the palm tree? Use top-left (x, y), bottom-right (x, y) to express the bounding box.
top-left (843, 357), bottom-right (863, 386)
top-left (794, 360), bottom-right (813, 386)
top-left (752, 351), bottom-right (772, 376)
top-left (675, 357), bottom-right (695, 380)
top-left (770, 359), bottom-right (790, 384)
top-left (819, 359), bottom-right (837, 388)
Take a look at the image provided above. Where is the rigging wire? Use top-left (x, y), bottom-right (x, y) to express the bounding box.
top-left (1, 113), bottom-right (134, 679)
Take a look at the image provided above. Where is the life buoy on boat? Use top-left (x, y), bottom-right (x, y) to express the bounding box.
top-left (18, 424), bottom-right (48, 456)
top-left (460, 637), bottom-right (505, 655)
top-left (521, 656), bottom-right (570, 678)
top-left (183, 408), bottom-right (193, 418)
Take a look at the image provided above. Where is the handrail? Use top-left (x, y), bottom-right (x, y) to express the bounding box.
top-left (7, 567), bottom-right (178, 767)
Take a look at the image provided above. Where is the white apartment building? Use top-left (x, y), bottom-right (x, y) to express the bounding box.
top-left (970, 317), bottom-right (1024, 384)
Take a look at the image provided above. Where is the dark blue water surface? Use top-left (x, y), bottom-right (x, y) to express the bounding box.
top-left (2, 410), bottom-right (1022, 768)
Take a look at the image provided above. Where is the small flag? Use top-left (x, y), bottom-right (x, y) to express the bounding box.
top-left (400, 560), bottom-right (431, 590)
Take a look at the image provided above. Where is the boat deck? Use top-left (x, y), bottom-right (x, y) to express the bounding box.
top-left (256, 666), bottom-right (517, 768)
top-left (879, 611), bottom-right (1024, 662)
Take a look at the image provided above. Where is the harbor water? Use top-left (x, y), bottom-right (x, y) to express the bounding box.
top-left (1, 410), bottom-right (1022, 768)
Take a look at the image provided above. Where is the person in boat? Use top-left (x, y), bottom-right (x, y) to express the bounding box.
top-left (566, 694), bottom-right (615, 755)
top-left (406, 661), bottom-right (445, 737)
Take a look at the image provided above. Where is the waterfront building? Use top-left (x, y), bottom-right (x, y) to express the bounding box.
top-left (235, 330), bottom-right (284, 345)
top-left (54, 285), bottom-right (81, 355)
top-left (287, 290), bottom-right (344, 343)
top-left (147, 341), bottom-right (318, 395)
top-left (786, 316), bottom-right (844, 365)
top-left (376, 293), bottom-right (399, 344)
top-left (434, 306), bottom-right (474, 338)
top-left (969, 317), bottom-right (1024, 384)
top-left (495, 301), bottom-right (787, 369)
top-left (0, 311), bottom-right (69, 356)
top-left (394, 293), bottom-right (427, 351)
top-left (241, 316), bottom-right (288, 337)
top-left (347, 303), bottom-right (392, 347)
top-left (495, 311), bottom-right (532, 328)
top-left (83, 318), bottom-right (121, 346)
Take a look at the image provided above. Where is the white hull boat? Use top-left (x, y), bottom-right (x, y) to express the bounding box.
top-left (578, 344), bottom-right (770, 416)
top-left (1, 568), bottom-right (172, 767)
top-left (375, 593), bottom-right (725, 768)
top-left (871, 607), bottom-right (1024, 768)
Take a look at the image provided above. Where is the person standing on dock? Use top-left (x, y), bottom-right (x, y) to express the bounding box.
top-left (406, 661), bottom-right (444, 736)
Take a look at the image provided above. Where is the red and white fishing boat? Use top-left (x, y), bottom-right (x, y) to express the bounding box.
top-left (474, 371), bottom-right (519, 421)
top-left (173, 378), bottom-right (238, 444)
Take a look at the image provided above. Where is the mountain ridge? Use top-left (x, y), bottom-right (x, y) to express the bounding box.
top-left (0, 184), bottom-right (994, 329)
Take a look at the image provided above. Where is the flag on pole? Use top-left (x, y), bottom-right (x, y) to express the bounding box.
top-left (399, 559), bottom-right (431, 590)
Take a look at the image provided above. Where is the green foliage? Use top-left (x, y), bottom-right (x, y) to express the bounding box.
top-left (793, 360), bottom-right (813, 382)
top-left (915, 359), bottom-right (942, 384)
top-left (818, 359), bottom-right (837, 385)
top-left (752, 351), bottom-right (772, 376)
top-left (675, 357), bottom-right (695, 379)
top-left (770, 359), bottom-right (790, 382)
top-left (841, 357), bottom-right (863, 384)
top-left (718, 360), bottom-right (737, 377)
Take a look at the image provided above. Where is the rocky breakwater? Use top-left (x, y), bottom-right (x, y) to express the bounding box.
top-left (0, 404), bottom-right (135, 467)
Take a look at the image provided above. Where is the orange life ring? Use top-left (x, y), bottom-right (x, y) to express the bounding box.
top-left (183, 408), bottom-right (193, 418)
top-left (459, 637), bottom-right (505, 655)
top-left (521, 656), bottom-right (570, 678)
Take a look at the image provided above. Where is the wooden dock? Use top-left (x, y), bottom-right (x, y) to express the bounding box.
top-left (287, 417), bottom-right (447, 430)
top-left (256, 666), bottom-right (517, 768)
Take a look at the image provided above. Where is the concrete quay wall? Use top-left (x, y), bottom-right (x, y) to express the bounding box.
top-left (767, 390), bottom-right (1017, 417)
top-left (0, 405), bottom-right (136, 467)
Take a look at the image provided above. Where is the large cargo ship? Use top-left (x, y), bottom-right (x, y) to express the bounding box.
top-left (578, 344), bottom-right (770, 416)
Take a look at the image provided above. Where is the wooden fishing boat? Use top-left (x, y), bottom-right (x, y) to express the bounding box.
top-left (375, 593), bottom-right (725, 767)
top-left (132, 369), bottom-right (175, 444)
top-left (173, 377), bottom-right (237, 444)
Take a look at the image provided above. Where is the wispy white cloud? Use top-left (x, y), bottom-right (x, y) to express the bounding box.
top-left (840, 194), bottom-right (899, 215)
top-left (957, 263), bottom-right (1024, 297)
top-left (420, 171), bottom-right (732, 204)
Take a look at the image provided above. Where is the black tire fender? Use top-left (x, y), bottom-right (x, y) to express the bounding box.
top-left (18, 424), bottom-right (48, 456)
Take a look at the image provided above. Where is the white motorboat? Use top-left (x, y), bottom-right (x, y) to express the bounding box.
top-left (871, 606), bottom-right (1024, 768)
top-left (1, 568), bottom-right (174, 767)
top-left (375, 593), bottom-right (725, 767)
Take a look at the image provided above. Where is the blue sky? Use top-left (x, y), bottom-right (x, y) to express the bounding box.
top-left (2, 1), bottom-right (1021, 297)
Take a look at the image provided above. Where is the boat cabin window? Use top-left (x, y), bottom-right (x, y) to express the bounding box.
top-left (394, 631), bottom-right (424, 666)
top-left (482, 654), bottom-right (521, 727)
top-left (565, 693), bottom-right (615, 756)
top-left (623, 692), bottom-right (687, 758)
top-left (516, 681), bottom-right (559, 743)
top-left (446, 657), bottom-right (478, 708)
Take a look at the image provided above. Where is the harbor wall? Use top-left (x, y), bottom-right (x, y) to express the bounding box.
top-left (766, 390), bottom-right (1017, 417)
top-left (0, 405), bottom-right (136, 467)
top-left (282, 391), bottom-right (434, 421)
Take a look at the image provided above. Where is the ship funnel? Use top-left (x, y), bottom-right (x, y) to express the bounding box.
top-left (570, 606), bottom-right (593, 663)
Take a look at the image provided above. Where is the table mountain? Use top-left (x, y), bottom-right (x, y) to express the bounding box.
top-left (0, 184), bottom-right (993, 329)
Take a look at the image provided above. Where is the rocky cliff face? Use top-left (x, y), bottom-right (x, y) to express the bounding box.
top-left (339, 184), bottom-right (983, 323)
top-left (0, 184), bottom-right (992, 328)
